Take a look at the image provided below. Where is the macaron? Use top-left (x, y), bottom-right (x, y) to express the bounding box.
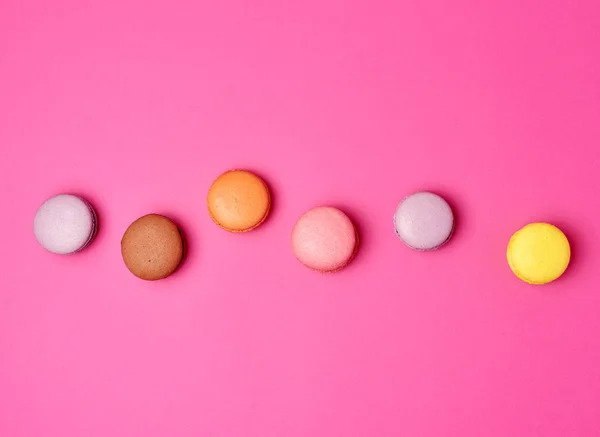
top-left (291, 206), bottom-right (359, 272)
top-left (393, 191), bottom-right (454, 251)
top-left (34, 194), bottom-right (98, 254)
top-left (121, 214), bottom-right (185, 281)
top-left (207, 169), bottom-right (271, 232)
top-left (507, 223), bottom-right (570, 285)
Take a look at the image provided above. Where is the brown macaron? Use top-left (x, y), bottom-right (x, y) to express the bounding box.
top-left (121, 214), bottom-right (185, 280)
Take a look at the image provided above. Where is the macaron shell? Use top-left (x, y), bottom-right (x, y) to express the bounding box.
top-left (326, 225), bottom-right (360, 273)
top-left (291, 206), bottom-right (358, 272)
top-left (121, 214), bottom-right (184, 281)
top-left (393, 192), bottom-right (454, 251)
top-left (207, 170), bottom-right (271, 232)
top-left (507, 223), bottom-right (570, 285)
top-left (34, 194), bottom-right (97, 255)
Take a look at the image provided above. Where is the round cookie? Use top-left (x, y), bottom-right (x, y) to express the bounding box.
top-left (207, 170), bottom-right (271, 232)
top-left (507, 223), bottom-right (570, 285)
top-left (393, 191), bottom-right (454, 251)
top-left (34, 194), bottom-right (98, 254)
top-left (121, 214), bottom-right (184, 281)
top-left (291, 206), bottom-right (359, 272)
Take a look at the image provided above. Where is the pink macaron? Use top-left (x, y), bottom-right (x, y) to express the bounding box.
top-left (291, 206), bottom-right (359, 272)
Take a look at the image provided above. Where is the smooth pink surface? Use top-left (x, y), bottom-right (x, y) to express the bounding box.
top-left (1, 1), bottom-right (599, 436)
top-left (292, 207), bottom-right (357, 272)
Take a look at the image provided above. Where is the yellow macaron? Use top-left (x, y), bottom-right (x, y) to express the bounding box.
top-left (506, 223), bottom-right (570, 285)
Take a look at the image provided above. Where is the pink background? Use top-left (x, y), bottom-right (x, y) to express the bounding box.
top-left (1, 0), bottom-right (599, 436)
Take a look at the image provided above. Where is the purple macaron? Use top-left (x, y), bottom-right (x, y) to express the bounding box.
top-left (34, 194), bottom-right (98, 254)
top-left (393, 191), bottom-right (454, 251)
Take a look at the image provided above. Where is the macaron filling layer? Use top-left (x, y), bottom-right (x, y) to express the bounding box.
top-left (77, 199), bottom-right (99, 252)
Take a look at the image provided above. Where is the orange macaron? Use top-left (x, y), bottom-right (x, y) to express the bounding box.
top-left (207, 169), bottom-right (271, 232)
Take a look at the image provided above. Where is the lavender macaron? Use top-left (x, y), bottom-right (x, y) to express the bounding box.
top-left (393, 191), bottom-right (454, 251)
top-left (34, 194), bottom-right (98, 254)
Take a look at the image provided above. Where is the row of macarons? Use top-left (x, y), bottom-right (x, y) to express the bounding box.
top-left (33, 169), bottom-right (571, 285)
